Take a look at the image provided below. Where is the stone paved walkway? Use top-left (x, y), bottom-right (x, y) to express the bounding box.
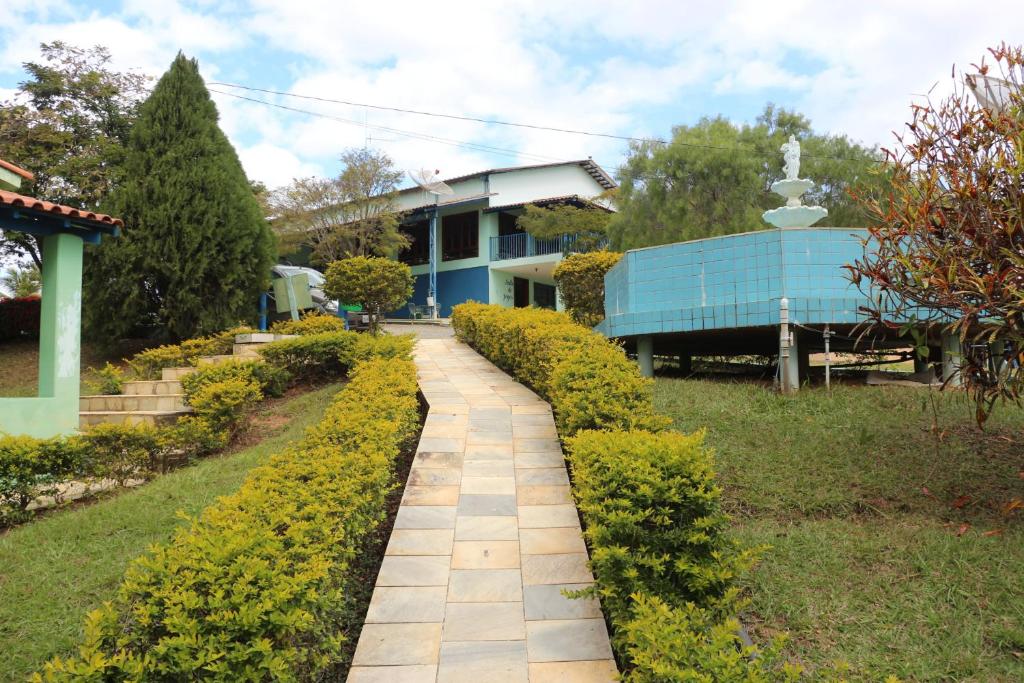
top-left (348, 338), bottom-right (617, 683)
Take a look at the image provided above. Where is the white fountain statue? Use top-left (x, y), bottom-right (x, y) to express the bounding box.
top-left (761, 135), bottom-right (828, 228)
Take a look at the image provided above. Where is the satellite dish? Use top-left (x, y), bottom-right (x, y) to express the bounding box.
top-left (965, 73), bottom-right (1017, 113)
top-left (408, 168), bottom-right (455, 197)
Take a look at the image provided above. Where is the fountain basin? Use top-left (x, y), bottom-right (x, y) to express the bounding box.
top-left (771, 178), bottom-right (815, 200)
top-left (762, 205), bottom-right (828, 228)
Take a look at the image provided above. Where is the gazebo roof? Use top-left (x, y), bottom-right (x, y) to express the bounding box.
top-left (0, 189), bottom-right (122, 242)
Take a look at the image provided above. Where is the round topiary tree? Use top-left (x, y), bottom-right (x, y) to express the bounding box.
top-left (324, 256), bottom-right (413, 334)
top-left (552, 251), bottom-right (623, 327)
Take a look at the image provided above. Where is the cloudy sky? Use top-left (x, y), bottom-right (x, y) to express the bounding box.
top-left (1, 0), bottom-right (1021, 191)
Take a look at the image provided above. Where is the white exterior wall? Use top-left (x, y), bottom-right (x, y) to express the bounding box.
top-left (487, 164), bottom-right (604, 206)
top-left (395, 177), bottom-right (487, 212)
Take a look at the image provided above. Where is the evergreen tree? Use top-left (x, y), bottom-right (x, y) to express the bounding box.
top-left (84, 53), bottom-right (274, 342)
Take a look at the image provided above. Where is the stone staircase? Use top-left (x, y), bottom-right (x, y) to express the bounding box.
top-left (79, 333), bottom-right (293, 428)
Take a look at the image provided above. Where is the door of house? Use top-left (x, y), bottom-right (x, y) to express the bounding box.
top-left (513, 277), bottom-right (530, 308)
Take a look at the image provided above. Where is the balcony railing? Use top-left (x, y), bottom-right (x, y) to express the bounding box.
top-left (489, 233), bottom-right (604, 261)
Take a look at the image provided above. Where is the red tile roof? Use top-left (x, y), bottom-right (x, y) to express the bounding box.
top-left (0, 159), bottom-right (34, 182)
top-left (0, 190), bottom-right (123, 227)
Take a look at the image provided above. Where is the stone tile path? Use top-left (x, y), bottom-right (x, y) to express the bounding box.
top-left (348, 338), bottom-right (617, 683)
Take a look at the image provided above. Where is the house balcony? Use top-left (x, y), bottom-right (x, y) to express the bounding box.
top-left (488, 233), bottom-right (603, 262)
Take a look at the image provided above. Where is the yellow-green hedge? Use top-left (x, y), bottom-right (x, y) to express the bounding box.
top-left (35, 357), bottom-right (420, 682)
top-left (450, 303), bottom-right (667, 434)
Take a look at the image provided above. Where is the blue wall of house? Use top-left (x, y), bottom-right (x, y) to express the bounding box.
top-left (392, 265), bottom-right (490, 318)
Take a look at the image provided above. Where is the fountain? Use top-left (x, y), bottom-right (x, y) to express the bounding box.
top-left (761, 135), bottom-right (828, 228)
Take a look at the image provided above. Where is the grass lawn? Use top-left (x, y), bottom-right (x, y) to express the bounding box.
top-left (655, 379), bottom-right (1024, 681)
top-left (0, 339), bottom-right (133, 397)
top-left (0, 382), bottom-right (344, 681)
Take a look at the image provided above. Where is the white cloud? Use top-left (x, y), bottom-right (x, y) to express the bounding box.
top-left (2, 0), bottom-right (1023, 187)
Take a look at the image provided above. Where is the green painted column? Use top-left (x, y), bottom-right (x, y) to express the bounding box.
top-left (37, 233), bottom-right (84, 414)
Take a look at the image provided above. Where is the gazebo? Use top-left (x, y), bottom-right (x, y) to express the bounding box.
top-left (0, 158), bottom-right (121, 437)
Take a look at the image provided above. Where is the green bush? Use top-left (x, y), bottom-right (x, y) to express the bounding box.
top-left (186, 378), bottom-right (262, 434)
top-left (258, 331), bottom-right (359, 382)
top-left (86, 362), bottom-right (125, 395)
top-left (128, 327), bottom-right (253, 379)
top-left (181, 359), bottom-right (291, 399)
top-left (552, 250), bottom-right (622, 326)
top-left (621, 595), bottom-right (797, 683)
top-left (0, 435), bottom-right (82, 525)
top-left (450, 303), bottom-right (666, 434)
top-left (36, 357), bottom-right (421, 681)
top-left (75, 423), bottom-right (163, 487)
top-left (271, 312), bottom-right (347, 336)
top-left (350, 332), bottom-right (415, 364)
top-left (550, 343), bottom-right (670, 435)
top-left (567, 428), bottom-right (778, 679)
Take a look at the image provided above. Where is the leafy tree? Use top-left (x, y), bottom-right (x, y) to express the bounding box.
top-left (83, 53), bottom-right (275, 342)
top-left (516, 200), bottom-right (613, 253)
top-left (268, 148), bottom-right (408, 265)
top-left (848, 44), bottom-right (1024, 423)
top-left (609, 105), bottom-right (884, 250)
top-left (0, 42), bottom-right (147, 268)
top-left (1, 264), bottom-right (41, 298)
top-left (553, 251), bottom-right (623, 327)
top-left (324, 256), bottom-right (413, 334)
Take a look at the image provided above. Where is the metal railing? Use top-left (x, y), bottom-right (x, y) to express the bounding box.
top-left (489, 233), bottom-right (603, 261)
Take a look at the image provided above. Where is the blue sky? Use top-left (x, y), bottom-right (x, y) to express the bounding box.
top-left (1, 0), bottom-right (1021, 189)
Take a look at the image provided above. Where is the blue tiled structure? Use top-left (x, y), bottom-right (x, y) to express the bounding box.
top-left (597, 227), bottom-right (870, 339)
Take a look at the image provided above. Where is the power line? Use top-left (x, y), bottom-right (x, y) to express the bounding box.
top-left (209, 81), bottom-right (649, 144)
top-left (208, 88), bottom-right (570, 167)
top-left (209, 80), bottom-right (883, 165)
top-left (208, 88), bottom-right (678, 184)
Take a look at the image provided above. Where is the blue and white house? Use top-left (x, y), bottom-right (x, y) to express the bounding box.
top-left (391, 159), bottom-right (615, 318)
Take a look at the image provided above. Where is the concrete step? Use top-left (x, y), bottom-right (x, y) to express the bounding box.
top-left (80, 393), bottom-right (188, 412)
top-left (162, 366), bottom-right (195, 381)
top-left (79, 410), bottom-right (188, 428)
top-left (232, 343), bottom-right (264, 358)
top-left (123, 379), bottom-right (184, 396)
top-left (234, 332), bottom-right (296, 344)
top-left (195, 354), bottom-right (236, 366)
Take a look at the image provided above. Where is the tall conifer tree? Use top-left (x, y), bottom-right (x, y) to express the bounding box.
top-left (84, 53), bottom-right (274, 341)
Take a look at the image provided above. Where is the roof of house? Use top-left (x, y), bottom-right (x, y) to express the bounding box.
top-left (484, 194), bottom-right (614, 213)
top-left (0, 190), bottom-right (123, 228)
top-left (400, 159), bottom-right (617, 193)
top-left (0, 159), bottom-right (34, 182)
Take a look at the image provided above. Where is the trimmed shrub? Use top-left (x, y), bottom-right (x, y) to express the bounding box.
top-left (567, 429), bottom-right (777, 679)
top-left (181, 359), bottom-right (291, 399)
top-left (550, 344), bottom-right (670, 435)
top-left (350, 332), bottom-right (415, 364)
top-left (186, 378), bottom-right (262, 434)
top-left (258, 331), bottom-right (359, 382)
top-left (271, 312), bottom-right (347, 336)
top-left (450, 303), bottom-right (666, 434)
top-left (552, 250), bottom-right (622, 326)
top-left (324, 256), bottom-right (413, 334)
top-left (74, 423), bottom-right (162, 487)
top-left (622, 595), bottom-right (797, 683)
top-left (128, 327), bottom-right (253, 380)
top-left (0, 435), bottom-right (82, 525)
top-left (36, 357), bottom-right (421, 681)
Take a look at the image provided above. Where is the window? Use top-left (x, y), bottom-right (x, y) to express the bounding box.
top-left (399, 219), bottom-right (430, 265)
top-left (498, 212), bottom-right (524, 237)
top-left (534, 282), bottom-right (557, 310)
top-left (442, 211), bottom-right (479, 261)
